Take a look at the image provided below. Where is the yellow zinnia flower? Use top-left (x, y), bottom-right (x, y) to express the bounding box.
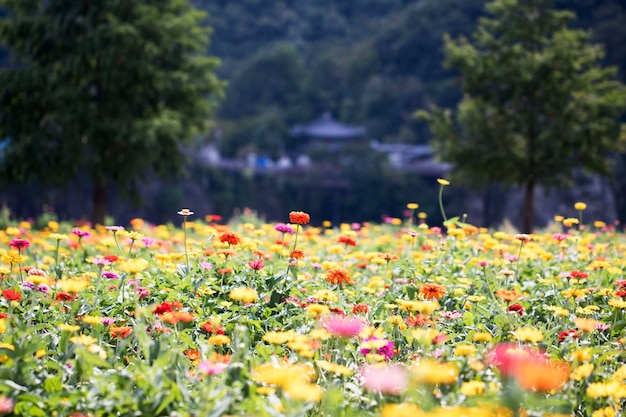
top-left (69, 334), bottom-right (98, 346)
top-left (511, 327), bottom-right (544, 343)
top-left (228, 287), bottom-right (258, 303)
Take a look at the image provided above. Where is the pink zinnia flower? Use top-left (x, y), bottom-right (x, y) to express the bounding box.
top-left (440, 311), bottom-right (462, 320)
top-left (200, 262), bottom-right (213, 270)
top-left (489, 343), bottom-right (544, 377)
top-left (322, 314), bottom-right (365, 338)
top-left (360, 364), bottom-right (408, 395)
top-left (198, 361), bottom-right (228, 375)
top-left (8, 239), bottom-right (30, 250)
top-left (142, 237), bottom-right (155, 247)
top-left (72, 229), bottom-right (91, 238)
top-left (0, 396), bottom-right (14, 413)
top-left (248, 259), bottom-right (265, 271)
top-left (93, 257), bottom-right (113, 266)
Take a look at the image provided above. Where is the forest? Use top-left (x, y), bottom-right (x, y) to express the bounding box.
top-left (1, 0), bottom-right (625, 228)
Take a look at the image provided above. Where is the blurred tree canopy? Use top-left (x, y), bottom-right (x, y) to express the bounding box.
top-left (418, 0), bottom-right (626, 232)
top-left (0, 0), bottom-right (224, 224)
top-left (194, 0), bottom-right (625, 157)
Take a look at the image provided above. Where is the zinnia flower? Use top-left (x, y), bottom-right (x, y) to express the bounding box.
top-left (248, 258), bottom-right (265, 270)
top-left (219, 232), bottom-right (241, 246)
top-left (229, 287), bottom-right (258, 303)
top-left (198, 361), bottom-right (228, 375)
top-left (8, 239), bottom-right (30, 251)
top-left (322, 314), bottom-right (365, 338)
top-left (2, 289), bottom-right (21, 301)
top-left (360, 364), bottom-right (409, 395)
top-left (360, 337), bottom-right (395, 360)
top-left (110, 326), bottom-right (133, 338)
top-left (289, 211), bottom-right (310, 225)
top-left (274, 223), bottom-right (294, 234)
top-left (419, 283), bottom-right (446, 300)
top-left (325, 267), bottom-right (353, 288)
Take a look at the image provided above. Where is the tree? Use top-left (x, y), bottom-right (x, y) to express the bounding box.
top-left (418, 0), bottom-right (626, 232)
top-left (0, 0), bottom-right (224, 224)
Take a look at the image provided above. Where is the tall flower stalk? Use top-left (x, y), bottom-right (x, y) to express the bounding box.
top-left (8, 239), bottom-right (30, 283)
top-left (49, 233), bottom-right (67, 279)
top-left (107, 226), bottom-right (127, 259)
top-left (286, 211), bottom-right (310, 278)
top-left (178, 209), bottom-right (194, 276)
top-left (437, 178), bottom-right (450, 224)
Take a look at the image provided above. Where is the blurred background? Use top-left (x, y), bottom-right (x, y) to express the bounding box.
top-left (0, 0), bottom-right (624, 229)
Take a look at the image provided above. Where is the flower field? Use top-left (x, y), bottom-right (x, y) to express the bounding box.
top-left (1, 206), bottom-right (626, 417)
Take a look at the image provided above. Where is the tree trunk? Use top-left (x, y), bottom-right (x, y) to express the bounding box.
top-left (91, 181), bottom-right (107, 226)
top-left (521, 179), bottom-right (535, 233)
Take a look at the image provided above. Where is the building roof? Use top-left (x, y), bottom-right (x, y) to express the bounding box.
top-left (291, 112), bottom-right (365, 140)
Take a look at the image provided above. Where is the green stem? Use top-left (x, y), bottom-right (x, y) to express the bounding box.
top-left (113, 232), bottom-right (127, 259)
top-left (438, 185), bottom-right (448, 223)
top-left (54, 239), bottom-right (62, 280)
top-left (93, 268), bottom-right (103, 310)
top-left (127, 239), bottom-right (136, 258)
top-left (286, 225), bottom-right (300, 278)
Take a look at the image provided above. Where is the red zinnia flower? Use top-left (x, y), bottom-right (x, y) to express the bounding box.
top-left (569, 270), bottom-right (588, 279)
top-left (338, 236), bottom-right (357, 247)
top-left (2, 289), bottom-right (21, 301)
top-left (508, 304), bottom-right (525, 316)
top-left (201, 321), bottom-right (225, 334)
top-left (289, 211), bottom-right (310, 225)
top-left (55, 292), bottom-right (74, 301)
top-left (352, 303), bottom-right (369, 314)
top-left (103, 255), bottom-right (120, 263)
top-left (219, 232), bottom-right (241, 246)
top-left (558, 329), bottom-right (580, 342)
top-left (152, 301), bottom-right (182, 315)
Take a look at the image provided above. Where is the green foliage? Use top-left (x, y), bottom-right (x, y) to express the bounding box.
top-left (419, 0), bottom-right (626, 231)
top-left (0, 0), bottom-right (224, 223)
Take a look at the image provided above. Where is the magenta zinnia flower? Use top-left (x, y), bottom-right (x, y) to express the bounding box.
top-left (8, 239), bottom-right (30, 250)
top-left (360, 337), bottom-right (395, 360)
top-left (323, 314), bottom-right (365, 338)
top-left (274, 223), bottom-right (294, 234)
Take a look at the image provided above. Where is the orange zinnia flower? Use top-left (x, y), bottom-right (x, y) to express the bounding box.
top-left (289, 211), bottom-right (310, 225)
top-left (378, 253), bottom-right (399, 262)
top-left (420, 283), bottom-right (446, 300)
top-left (110, 326), bottom-right (133, 339)
top-left (495, 289), bottom-right (522, 302)
top-left (184, 349), bottom-right (201, 361)
top-left (219, 232), bottom-right (241, 246)
top-left (290, 249), bottom-right (305, 259)
top-left (515, 359), bottom-right (569, 392)
top-left (325, 267), bottom-right (353, 288)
